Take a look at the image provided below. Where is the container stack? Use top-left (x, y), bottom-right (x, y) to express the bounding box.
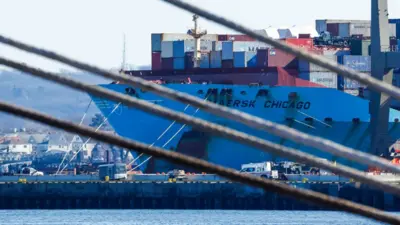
top-left (151, 32), bottom-right (314, 71)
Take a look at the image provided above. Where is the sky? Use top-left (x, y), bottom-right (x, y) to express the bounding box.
top-left (1, 0), bottom-right (400, 72)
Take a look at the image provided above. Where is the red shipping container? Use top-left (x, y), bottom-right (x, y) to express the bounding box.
top-left (327, 23), bottom-right (339, 36)
top-left (267, 49), bottom-right (298, 69)
top-left (152, 52), bottom-right (162, 70)
top-left (161, 58), bottom-right (174, 70)
top-left (285, 38), bottom-right (314, 49)
top-left (277, 67), bottom-right (296, 86)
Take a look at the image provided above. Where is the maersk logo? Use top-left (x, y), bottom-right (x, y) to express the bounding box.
top-left (216, 100), bottom-right (311, 109)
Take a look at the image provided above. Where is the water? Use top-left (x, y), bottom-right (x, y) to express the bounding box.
top-left (0, 210), bottom-right (387, 225)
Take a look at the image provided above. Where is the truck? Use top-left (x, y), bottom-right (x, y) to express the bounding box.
top-left (98, 163), bottom-right (127, 181)
top-left (239, 161), bottom-right (278, 179)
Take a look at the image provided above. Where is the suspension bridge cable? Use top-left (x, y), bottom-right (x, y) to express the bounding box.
top-left (0, 101), bottom-right (398, 224)
top-left (3, 58), bottom-right (400, 199)
top-left (0, 37), bottom-right (398, 176)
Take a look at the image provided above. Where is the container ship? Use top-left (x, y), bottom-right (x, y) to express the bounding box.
top-left (89, 16), bottom-right (400, 173)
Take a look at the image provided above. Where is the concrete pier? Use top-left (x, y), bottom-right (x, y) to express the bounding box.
top-left (0, 181), bottom-right (398, 210)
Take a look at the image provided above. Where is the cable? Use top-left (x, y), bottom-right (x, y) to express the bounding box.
top-left (127, 103), bottom-right (191, 167)
top-left (0, 36), bottom-right (398, 176)
top-left (0, 101), bottom-right (398, 224)
top-left (59, 102), bottom-right (121, 174)
top-left (131, 104), bottom-right (204, 172)
top-left (56, 100), bottom-right (92, 174)
top-left (3, 59), bottom-right (400, 200)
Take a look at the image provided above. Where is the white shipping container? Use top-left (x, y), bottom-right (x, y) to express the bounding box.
top-left (389, 23), bottom-right (397, 37)
top-left (309, 72), bottom-right (338, 89)
top-left (161, 41), bottom-right (174, 58)
top-left (162, 33), bottom-right (218, 41)
top-left (349, 23), bottom-right (371, 36)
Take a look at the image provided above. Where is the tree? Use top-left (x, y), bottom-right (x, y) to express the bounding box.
top-left (89, 113), bottom-right (111, 130)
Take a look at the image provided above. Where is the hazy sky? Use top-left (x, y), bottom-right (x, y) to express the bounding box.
top-left (1, 0), bottom-right (400, 72)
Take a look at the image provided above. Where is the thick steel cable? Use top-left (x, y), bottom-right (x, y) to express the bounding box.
top-left (0, 37), bottom-right (398, 175)
top-left (0, 102), bottom-right (398, 224)
top-left (3, 58), bottom-right (400, 199)
top-left (161, 0), bottom-right (400, 100)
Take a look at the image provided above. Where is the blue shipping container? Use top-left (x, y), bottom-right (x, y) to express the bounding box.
top-left (173, 57), bottom-right (185, 70)
top-left (338, 23), bottom-right (350, 38)
top-left (342, 55), bottom-right (371, 71)
top-left (233, 52), bottom-right (246, 68)
top-left (173, 41), bottom-right (185, 58)
top-left (210, 51), bottom-right (222, 68)
top-left (200, 53), bottom-right (210, 68)
top-left (298, 55), bottom-right (337, 72)
top-left (246, 52), bottom-right (257, 68)
top-left (389, 19), bottom-right (400, 24)
top-left (222, 41), bottom-right (234, 60)
top-left (151, 34), bottom-right (162, 52)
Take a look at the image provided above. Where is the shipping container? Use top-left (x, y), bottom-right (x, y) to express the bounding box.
top-left (233, 41), bottom-right (270, 52)
top-left (343, 55), bottom-right (371, 71)
top-left (338, 23), bottom-right (350, 37)
top-left (277, 28), bottom-right (293, 39)
top-left (327, 23), bottom-right (339, 36)
top-left (213, 41), bottom-right (222, 51)
top-left (361, 40), bottom-right (371, 56)
top-left (151, 34), bottom-right (162, 52)
top-left (349, 23), bottom-right (371, 36)
top-left (299, 72), bottom-right (338, 88)
top-left (222, 60), bottom-right (233, 68)
top-left (246, 52), bottom-right (257, 68)
top-left (210, 51), bottom-right (222, 68)
top-left (315, 20), bottom-right (327, 34)
top-left (173, 57), bottom-right (185, 70)
top-left (299, 34), bottom-right (311, 38)
top-left (389, 24), bottom-right (397, 37)
top-left (256, 49), bottom-right (268, 68)
top-left (173, 40), bottom-right (185, 58)
top-left (276, 67), bottom-right (296, 86)
top-left (233, 52), bottom-right (246, 68)
top-left (298, 55), bottom-right (337, 72)
top-left (389, 19), bottom-right (400, 24)
top-left (185, 52), bottom-right (194, 69)
top-left (218, 34), bottom-right (255, 41)
top-left (151, 52), bottom-right (162, 70)
top-left (222, 41), bottom-right (234, 60)
top-left (268, 49), bottom-right (298, 69)
top-left (200, 53), bottom-right (210, 68)
top-left (172, 40), bottom-right (214, 57)
top-left (161, 41), bottom-right (174, 58)
top-left (161, 57), bottom-right (174, 70)
top-left (285, 38), bottom-right (314, 49)
top-left (390, 38), bottom-right (398, 51)
top-left (343, 76), bottom-right (369, 89)
top-left (161, 33), bottom-right (218, 41)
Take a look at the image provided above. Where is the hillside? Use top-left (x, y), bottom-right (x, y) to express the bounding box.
top-left (0, 68), bottom-right (149, 129)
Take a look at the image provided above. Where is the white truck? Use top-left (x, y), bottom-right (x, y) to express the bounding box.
top-left (239, 161), bottom-right (278, 179)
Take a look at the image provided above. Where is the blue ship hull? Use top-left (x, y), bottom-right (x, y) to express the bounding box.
top-left (89, 84), bottom-right (400, 173)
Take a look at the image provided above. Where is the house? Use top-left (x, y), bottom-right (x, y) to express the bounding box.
top-left (4, 134), bottom-right (36, 154)
top-left (31, 133), bottom-right (50, 152)
top-left (47, 133), bottom-right (69, 153)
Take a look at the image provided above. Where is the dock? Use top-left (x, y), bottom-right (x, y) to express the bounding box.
top-left (0, 177), bottom-right (396, 210)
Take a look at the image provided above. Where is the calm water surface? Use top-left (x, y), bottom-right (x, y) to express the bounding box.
top-left (0, 210), bottom-right (388, 225)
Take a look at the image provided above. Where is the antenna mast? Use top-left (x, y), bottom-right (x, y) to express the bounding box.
top-left (187, 15), bottom-right (207, 68)
top-left (121, 34), bottom-right (126, 72)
